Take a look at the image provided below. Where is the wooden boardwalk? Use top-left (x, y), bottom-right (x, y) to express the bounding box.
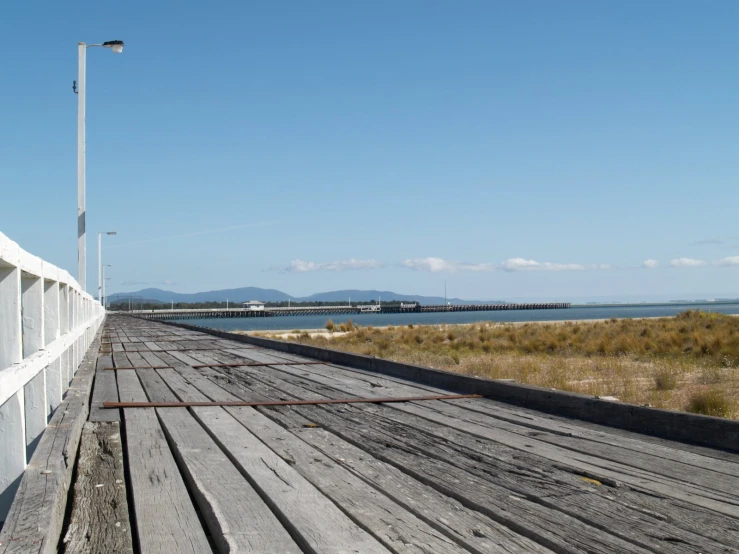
top-left (5, 314), bottom-right (739, 553)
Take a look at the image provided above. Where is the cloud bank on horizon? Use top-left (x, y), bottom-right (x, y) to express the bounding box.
top-left (401, 257), bottom-right (495, 272)
top-left (270, 255), bottom-right (739, 273)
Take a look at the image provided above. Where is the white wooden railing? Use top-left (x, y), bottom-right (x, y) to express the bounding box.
top-left (0, 231), bottom-right (105, 520)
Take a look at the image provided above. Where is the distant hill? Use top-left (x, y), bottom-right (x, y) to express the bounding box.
top-left (107, 287), bottom-right (291, 304)
top-left (301, 289), bottom-right (496, 305)
top-left (107, 287), bottom-right (500, 305)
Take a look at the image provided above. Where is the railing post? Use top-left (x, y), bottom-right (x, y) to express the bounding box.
top-left (44, 279), bottom-right (62, 412)
top-left (71, 291), bottom-right (77, 370)
top-left (59, 284), bottom-right (70, 391)
top-left (0, 264), bottom-right (25, 520)
top-left (0, 265), bottom-right (22, 370)
top-left (21, 271), bottom-right (46, 460)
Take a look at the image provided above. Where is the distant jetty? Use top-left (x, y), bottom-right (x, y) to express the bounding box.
top-left (128, 302), bottom-right (571, 321)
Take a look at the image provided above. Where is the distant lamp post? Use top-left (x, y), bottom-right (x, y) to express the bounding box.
top-left (98, 231), bottom-right (117, 303)
top-left (102, 264), bottom-right (112, 308)
top-left (75, 39), bottom-right (124, 291)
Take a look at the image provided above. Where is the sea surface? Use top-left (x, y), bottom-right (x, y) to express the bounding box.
top-left (180, 302), bottom-right (739, 332)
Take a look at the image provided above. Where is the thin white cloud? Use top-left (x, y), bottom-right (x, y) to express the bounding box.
top-left (499, 258), bottom-right (598, 272)
top-left (670, 258), bottom-right (706, 267)
top-left (715, 256), bottom-right (739, 267)
top-left (277, 259), bottom-right (383, 273)
top-left (642, 259), bottom-right (658, 268)
top-left (400, 257), bottom-right (495, 273)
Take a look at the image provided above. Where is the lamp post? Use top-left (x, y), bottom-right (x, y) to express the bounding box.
top-left (76, 40), bottom-right (124, 291)
top-left (102, 264), bottom-right (111, 308)
top-left (98, 231), bottom-right (117, 303)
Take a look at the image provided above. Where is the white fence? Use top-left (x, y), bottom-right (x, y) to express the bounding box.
top-left (0, 232), bottom-right (105, 520)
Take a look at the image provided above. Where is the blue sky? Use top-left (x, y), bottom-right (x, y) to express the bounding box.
top-left (2, 1), bottom-right (739, 301)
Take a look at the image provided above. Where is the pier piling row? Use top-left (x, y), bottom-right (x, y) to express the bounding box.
top-left (130, 302), bottom-right (572, 321)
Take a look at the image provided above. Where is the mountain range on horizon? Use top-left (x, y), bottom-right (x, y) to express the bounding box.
top-left (105, 286), bottom-right (739, 306)
top-left (106, 287), bottom-right (498, 305)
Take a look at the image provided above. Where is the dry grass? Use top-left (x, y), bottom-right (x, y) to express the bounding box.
top-left (268, 310), bottom-right (739, 419)
top-left (687, 390), bottom-right (736, 418)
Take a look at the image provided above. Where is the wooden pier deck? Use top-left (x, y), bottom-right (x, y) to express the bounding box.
top-left (3, 314), bottom-right (739, 553)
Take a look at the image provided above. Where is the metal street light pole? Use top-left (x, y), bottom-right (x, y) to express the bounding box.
top-left (98, 231), bottom-right (117, 303)
top-left (76, 40), bottom-right (124, 291)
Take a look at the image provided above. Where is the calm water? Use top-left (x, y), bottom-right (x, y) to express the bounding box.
top-left (180, 303), bottom-right (739, 332)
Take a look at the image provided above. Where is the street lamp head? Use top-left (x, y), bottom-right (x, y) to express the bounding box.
top-left (103, 40), bottom-right (124, 54)
top-left (106, 231), bottom-right (117, 235)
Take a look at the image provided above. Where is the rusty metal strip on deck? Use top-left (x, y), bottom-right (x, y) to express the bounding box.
top-left (103, 366), bottom-right (174, 370)
top-left (190, 362), bottom-right (326, 368)
top-left (103, 393), bottom-right (483, 409)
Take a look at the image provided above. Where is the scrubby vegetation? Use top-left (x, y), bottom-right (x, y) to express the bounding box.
top-left (269, 310), bottom-right (739, 418)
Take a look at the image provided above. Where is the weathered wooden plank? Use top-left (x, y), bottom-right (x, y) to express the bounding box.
top-left (276, 408), bottom-right (654, 553)
top-left (263, 361), bottom-right (739, 516)
top-left (62, 422), bottom-right (133, 553)
top-left (118, 371), bottom-right (213, 554)
top-left (215, 361), bottom-right (739, 552)
top-left (124, 352), bottom-right (148, 368)
top-left (158, 350), bottom-right (543, 553)
top-left (227, 368), bottom-right (647, 554)
top-left (281, 357), bottom-right (739, 484)
top-left (112, 351), bottom-right (132, 369)
top-left (152, 351), bottom-right (486, 553)
top-left (297, 346), bottom-right (739, 467)
top-left (354, 403), bottom-right (739, 552)
top-left (428, 398), bottom-right (739, 494)
top-left (155, 408), bottom-right (302, 553)
top-left (192, 406), bottom-right (393, 554)
top-left (366, 399), bottom-right (739, 548)
top-left (151, 357), bottom-right (466, 553)
top-left (88, 355), bottom-right (119, 422)
top-left (283, 359), bottom-right (739, 497)
top-left (115, 371), bottom-right (144, 404)
top-left (121, 344), bottom-right (299, 553)
top-left (0, 329), bottom-right (101, 554)
top-left (225, 404), bottom-right (551, 554)
top-left (153, 341), bottom-right (180, 351)
top-left (454, 397), bottom-right (739, 476)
